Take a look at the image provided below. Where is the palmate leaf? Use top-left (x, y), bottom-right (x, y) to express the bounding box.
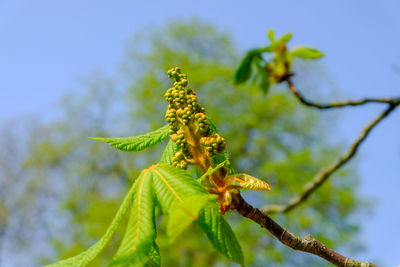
top-left (45, 178), bottom-right (138, 267)
top-left (48, 164), bottom-right (216, 267)
top-left (55, 116), bottom-right (245, 266)
top-left (110, 165), bottom-right (214, 265)
top-left (109, 170), bottom-right (157, 267)
top-left (233, 47), bottom-right (271, 85)
top-left (89, 125), bottom-right (169, 152)
top-left (198, 201), bottom-right (244, 265)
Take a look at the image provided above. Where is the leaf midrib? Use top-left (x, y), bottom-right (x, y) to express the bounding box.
top-left (132, 171), bottom-right (149, 252)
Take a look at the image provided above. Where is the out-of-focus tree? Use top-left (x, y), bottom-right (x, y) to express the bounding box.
top-left (0, 19), bottom-right (364, 266)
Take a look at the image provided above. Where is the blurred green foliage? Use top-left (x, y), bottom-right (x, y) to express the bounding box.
top-left (234, 29), bottom-right (324, 93)
top-left (8, 19), bottom-right (364, 266)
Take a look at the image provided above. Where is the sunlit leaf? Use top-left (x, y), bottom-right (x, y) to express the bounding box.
top-left (151, 164), bottom-right (209, 214)
top-left (89, 125), bottom-right (169, 152)
top-left (45, 178), bottom-right (138, 267)
top-left (167, 194), bottom-right (217, 241)
top-left (109, 170), bottom-right (156, 266)
top-left (198, 202), bottom-right (244, 265)
top-left (226, 173), bottom-right (271, 191)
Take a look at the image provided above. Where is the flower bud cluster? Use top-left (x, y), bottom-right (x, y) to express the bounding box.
top-left (194, 113), bottom-right (209, 134)
top-left (164, 67), bottom-right (198, 130)
top-left (164, 67), bottom-right (226, 168)
top-left (170, 129), bottom-right (188, 152)
top-left (172, 151), bottom-right (188, 169)
top-left (200, 133), bottom-right (226, 157)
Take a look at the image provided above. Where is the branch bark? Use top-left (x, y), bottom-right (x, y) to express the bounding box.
top-left (263, 103), bottom-right (399, 213)
top-left (232, 194), bottom-right (378, 267)
top-left (286, 78), bottom-right (400, 109)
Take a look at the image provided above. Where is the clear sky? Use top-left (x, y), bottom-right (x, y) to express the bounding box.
top-left (1, 0), bottom-right (399, 266)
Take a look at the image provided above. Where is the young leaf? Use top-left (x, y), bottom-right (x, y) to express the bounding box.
top-left (167, 194), bottom-right (217, 241)
top-left (277, 32), bottom-right (293, 43)
top-left (207, 118), bottom-right (234, 174)
top-left (159, 139), bottom-right (179, 165)
top-left (267, 29), bottom-right (275, 42)
top-left (89, 124), bottom-right (169, 152)
top-left (150, 164), bottom-right (216, 241)
top-left (198, 160), bottom-right (228, 184)
top-left (254, 60), bottom-right (271, 94)
top-left (109, 170), bottom-right (157, 267)
top-left (198, 202), bottom-right (244, 265)
top-left (291, 46), bottom-right (324, 60)
top-left (225, 173), bottom-right (271, 191)
top-left (148, 242), bottom-right (161, 267)
top-left (45, 177), bottom-right (138, 267)
top-left (234, 52), bottom-right (256, 85)
top-left (150, 164), bottom-right (209, 214)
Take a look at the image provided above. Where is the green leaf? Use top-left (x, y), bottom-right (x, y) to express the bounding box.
top-left (159, 140), bottom-right (179, 165)
top-left (254, 60), bottom-right (271, 94)
top-left (291, 46), bottom-right (324, 60)
top-left (198, 160), bottom-right (228, 184)
top-left (89, 125), bottom-right (169, 152)
top-left (253, 46), bottom-right (272, 54)
top-left (150, 164), bottom-right (215, 241)
top-left (267, 29), bottom-right (275, 42)
top-left (109, 170), bottom-right (156, 267)
top-left (258, 74), bottom-right (271, 93)
top-left (277, 32), bottom-right (293, 43)
top-left (151, 164), bottom-right (208, 215)
top-left (234, 46), bottom-right (272, 86)
top-left (225, 173), bottom-right (271, 191)
top-left (198, 202), bottom-right (244, 265)
top-left (147, 242), bottom-right (161, 267)
top-left (46, 177), bottom-right (138, 267)
top-left (167, 194), bottom-right (217, 241)
top-left (233, 52), bottom-right (256, 85)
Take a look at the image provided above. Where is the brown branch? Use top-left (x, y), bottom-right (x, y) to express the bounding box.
top-left (286, 79), bottom-right (400, 109)
top-left (264, 103), bottom-right (399, 213)
top-left (232, 194), bottom-right (378, 267)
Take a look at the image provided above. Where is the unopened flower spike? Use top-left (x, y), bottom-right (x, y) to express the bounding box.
top-left (165, 67), bottom-right (271, 213)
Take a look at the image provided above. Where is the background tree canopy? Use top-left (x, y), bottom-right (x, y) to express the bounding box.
top-left (0, 20), bottom-right (367, 266)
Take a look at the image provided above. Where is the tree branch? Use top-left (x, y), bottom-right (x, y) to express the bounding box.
top-left (286, 79), bottom-right (400, 109)
top-left (232, 194), bottom-right (377, 267)
top-left (263, 103), bottom-right (399, 213)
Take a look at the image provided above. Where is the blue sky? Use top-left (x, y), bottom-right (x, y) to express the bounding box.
top-left (1, 0), bottom-right (399, 265)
